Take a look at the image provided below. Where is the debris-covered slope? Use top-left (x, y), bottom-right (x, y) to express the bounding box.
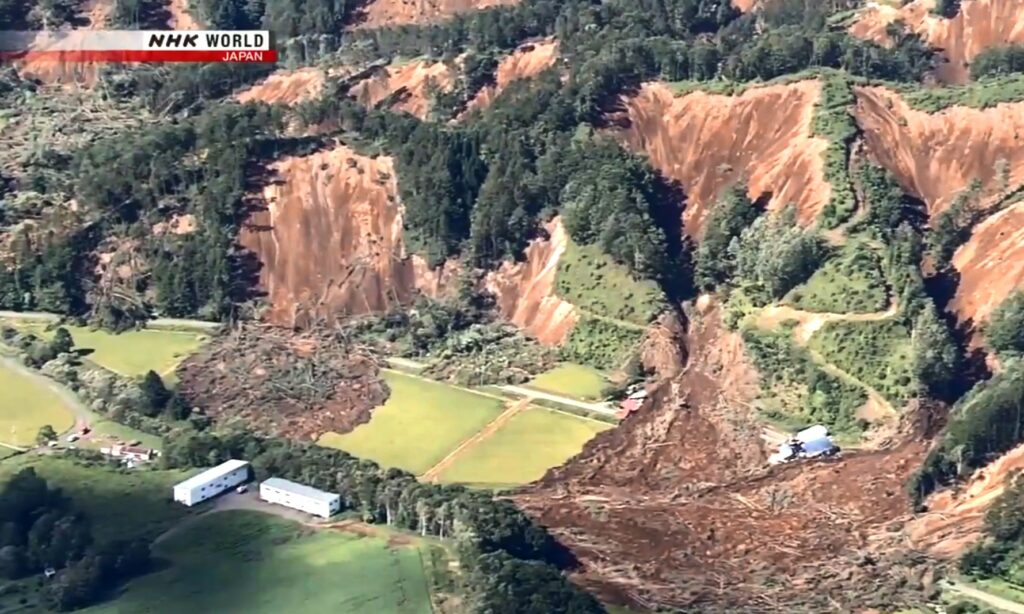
top-left (349, 60), bottom-right (457, 119)
top-left (235, 68), bottom-right (327, 106)
top-left (850, 0), bottom-right (1024, 83)
top-left (853, 86), bottom-right (1024, 219)
top-left (463, 39), bottom-right (560, 113)
top-left (239, 143), bottom-right (453, 327)
top-left (615, 81), bottom-right (830, 236)
top-left (515, 307), bottom-right (940, 612)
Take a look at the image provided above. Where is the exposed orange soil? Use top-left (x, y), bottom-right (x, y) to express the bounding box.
top-left (464, 39), bottom-right (559, 113)
top-left (854, 86), bottom-right (1024, 220)
top-left (850, 0), bottom-right (1024, 83)
top-left (349, 60), bottom-right (457, 119)
top-left (514, 307), bottom-right (941, 611)
top-left (731, 0), bottom-right (757, 11)
top-left (484, 217), bottom-right (580, 345)
top-left (239, 143), bottom-right (454, 327)
top-left (908, 443), bottom-right (1024, 559)
top-left (236, 68), bottom-right (327, 106)
top-left (167, 0), bottom-right (201, 29)
top-left (351, 0), bottom-right (517, 29)
top-left (614, 81), bottom-right (831, 237)
top-left (18, 0), bottom-right (110, 86)
top-left (950, 202), bottom-right (1024, 327)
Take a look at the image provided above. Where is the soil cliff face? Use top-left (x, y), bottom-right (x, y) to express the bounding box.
top-left (484, 217), bottom-right (579, 345)
top-left (352, 0), bottom-right (517, 29)
top-left (850, 0), bottom-right (1024, 83)
top-left (18, 0), bottom-right (110, 86)
top-left (235, 68), bottom-right (326, 105)
top-left (615, 81), bottom-right (830, 237)
top-left (464, 39), bottom-right (559, 113)
top-left (239, 143), bottom-right (452, 327)
top-left (349, 60), bottom-right (457, 119)
top-left (853, 86), bottom-right (1024, 220)
top-left (950, 202), bottom-right (1024, 327)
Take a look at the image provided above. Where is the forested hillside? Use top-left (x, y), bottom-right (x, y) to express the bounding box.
top-left (5, 0), bottom-right (1024, 610)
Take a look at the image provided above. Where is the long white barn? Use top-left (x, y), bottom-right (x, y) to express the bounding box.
top-left (173, 459), bottom-right (250, 506)
top-left (259, 477), bottom-right (340, 519)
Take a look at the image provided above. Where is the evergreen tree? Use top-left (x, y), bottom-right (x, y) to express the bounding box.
top-left (50, 327), bottom-right (74, 356)
top-left (139, 371), bottom-right (171, 414)
top-left (695, 183), bottom-right (759, 290)
top-left (987, 291), bottom-right (1024, 357)
top-left (912, 303), bottom-right (960, 397)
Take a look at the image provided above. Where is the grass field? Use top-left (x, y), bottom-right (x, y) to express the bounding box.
top-left (437, 408), bottom-right (611, 489)
top-left (86, 511), bottom-right (433, 614)
top-left (0, 455), bottom-right (192, 543)
top-left (555, 238), bottom-right (665, 326)
top-left (785, 244), bottom-right (888, 314)
top-left (0, 362), bottom-right (75, 447)
top-left (528, 363), bottom-right (609, 400)
top-left (319, 371), bottom-right (504, 475)
top-left (808, 319), bottom-right (916, 407)
top-left (9, 323), bottom-right (208, 377)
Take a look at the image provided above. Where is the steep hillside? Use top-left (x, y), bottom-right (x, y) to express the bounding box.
top-left (17, 0), bottom-right (111, 86)
top-left (235, 68), bottom-right (326, 106)
top-left (484, 217), bottom-right (579, 345)
top-left (239, 143), bottom-right (452, 327)
top-left (615, 81), bottom-right (831, 237)
top-left (349, 60), bottom-right (457, 119)
top-left (463, 39), bottom-right (559, 113)
top-left (850, 0), bottom-right (1024, 83)
top-left (853, 86), bottom-right (1024, 219)
top-left (950, 202), bottom-right (1024, 327)
top-left (167, 0), bottom-right (201, 29)
top-left (351, 0), bottom-right (517, 29)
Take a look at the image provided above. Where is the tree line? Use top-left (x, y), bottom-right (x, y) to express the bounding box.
top-left (160, 429), bottom-right (604, 613)
top-left (0, 468), bottom-right (152, 611)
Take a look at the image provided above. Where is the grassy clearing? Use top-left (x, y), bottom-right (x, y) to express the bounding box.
top-left (9, 323), bottom-right (208, 377)
top-left (0, 362), bottom-right (75, 447)
top-left (899, 73), bottom-right (1024, 112)
top-left (0, 455), bottom-right (192, 544)
top-left (437, 408), bottom-right (610, 489)
top-left (555, 238), bottom-right (665, 326)
top-left (528, 363), bottom-right (608, 400)
top-left (785, 244), bottom-right (888, 313)
top-left (561, 316), bottom-right (645, 371)
top-left (86, 511), bottom-right (433, 614)
top-left (807, 319), bottom-right (915, 406)
top-left (318, 371), bottom-right (504, 475)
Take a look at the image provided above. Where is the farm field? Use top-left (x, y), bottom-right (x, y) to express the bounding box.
top-left (528, 363), bottom-right (609, 400)
top-left (7, 322), bottom-right (208, 377)
top-left (86, 511), bottom-right (434, 614)
top-left (319, 371), bottom-right (504, 474)
top-left (0, 455), bottom-right (192, 543)
top-left (0, 362), bottom-right (75, 447)
top-left (437, 408), bottom-right (611, 489)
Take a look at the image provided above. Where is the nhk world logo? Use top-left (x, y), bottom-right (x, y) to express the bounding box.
top-left (0, 30), bottom-right (276, 63)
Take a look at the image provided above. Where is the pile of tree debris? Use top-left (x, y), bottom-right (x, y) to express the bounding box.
top-left (176, 323), bottom-right (388, 440)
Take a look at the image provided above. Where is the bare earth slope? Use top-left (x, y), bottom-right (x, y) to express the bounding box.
top-left (235, 68), bottom-right (326, 106)
top-left (18, 0), bottom-right (111, 86)
top-left (615, 81), bottom-right (831, 237)
top-left (851, 0), bottom-right (1024, 83)
top-left (239, 143), bottom-right (452, 327)
top-left (352, 0), bottom-right (517, 29)
top-left (854, 86), bottom-right (1024, 219)
top-left (464, 39), bottom-right (559, 113)
top-left (950, 202), bottom-right (1024, 327)
top-left (350, 60), bottom-right (457, 119)
top-left (484, 217), bottom-right (579, 345)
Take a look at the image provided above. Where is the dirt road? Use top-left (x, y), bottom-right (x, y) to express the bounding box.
top-left (418, 397), bottom-right (531, 482)
top-left (0, 310), bottom-right (221, 332)
top-left (944, 580), bottom-right (1024, 614)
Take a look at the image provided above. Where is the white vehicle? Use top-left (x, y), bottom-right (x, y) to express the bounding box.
top-left (768, 425), bottom-right (839, 465)
top-left (236, 485), bottom-right (248, 494)
top-left (65, 433), bottom-right (79, 443)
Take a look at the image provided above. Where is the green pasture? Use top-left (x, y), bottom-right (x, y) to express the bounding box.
top-left (318, 371), bottom-right (504, 474)
top-left (86, 511), bottom-right (433, 614)
top-left (0, 362), bottom-right (76, 447)
top-left (437, 408), bottom-right (611, 489)
top-left (528, 363), bottom-right (609, 401)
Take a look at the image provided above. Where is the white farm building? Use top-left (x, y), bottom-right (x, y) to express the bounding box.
top-left (173, 459), bottom-right (250, 506)
top-left (259, 478), bottom-right (341, 519)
